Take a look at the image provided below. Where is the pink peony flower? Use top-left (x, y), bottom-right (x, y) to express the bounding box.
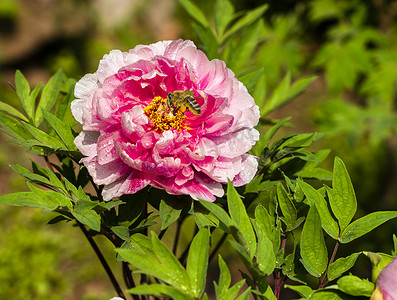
top-left (371, 256), bottom-right (397, 300)
top-left (71, 39), bottom-right (259, 202)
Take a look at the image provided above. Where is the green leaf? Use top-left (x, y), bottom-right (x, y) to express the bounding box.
top-left (0, 192), bottom-right (42, 208)
top-left (285, 284), bottom-right (313, 298)
top-left (244, 176), bottom-right (277, 194)
top-left (256, 232), bottom-right (275, 276)
top-left (29, 83), bottom-right (44, 113)
top-left (394, 234), bottom-right (397, 256)
top-left (192, 23), bottom-right (218, 60)
top-left (262, 73), bottom-right (317, 116)
top-left (72, 210), bottom-right (101, 232)
top-left (227, 180), bottom-right (257, 259)
top-left (215, 256), bottom-right (247, 300)
top-left (277, 183), bottom-right (296, 231)
top-left (73, 199), bottom-right (98, 213)
top-left (214, 0), bottom-right (235, 38)
top-left (186, 228), bottom-right (210, 298)
top-left (337, 275), bottom-right (375, 297)
top-left (254, 204), bottom-right (274, 240)
top-left (340, 211), bottom-right (397, 243)
top-left (55, 78), bottom-right (77, 125)
top-left (34, 69), bottom-right (63, 126)
top-left (298, 179), bottom-right (339, 240)
top-left (300, 206), bottom-right (328, 277)
top-left (0, 101), bottom-right (29, 122)
top-left (193, 211), bottom-right (218, 229)
top-left (308, 289), bottom-right (355, 300)
top-left (226, 19), bottom-right (264, 72)
top-left (159, 199), bottom-right (182, 230)
top-left (328, 252), bottom-right (361, 281)
top-left (23, 122), bottom-right (65, 149)
top-left (329, 157), bottom-right (357, 232)
top-left (216, 255), bottom-right (232, 298)
top-left (111, 225), bottom-right (130, 240)
top-left (262, 117), bottom-right (291, 148)
top-left (223, 4), bottom-right (268, 42)
top-left (15, 70), bottom-right (35, 119)
top-left (129, 233), bottom-right (155, 255)
top-left (235, 287), bottom-right (251, 300)
top-left (128, 284), bottom-right (194, 300)
top-left (117, 248), bottom-right (166, 278)
top-left (44, 190), bottom-right (72, 209)
top-left (0, 112), bottom-right (32, 140)
top-left (10, 164), bottom-right (51, 187)
top-left (151, 232), bottom-right (191, 291)
top-left (178, 0), bottom-right (209, 28)
top-left (281, 132), bottom-right (322, 148)
top-left (27, 182), bottom-right (70, 210)
top-left (43, 110), bottom-right (77, 150)
top-left (199, 200), bottom-right (232, 229)
top-left (239, 68), bottom-right (265, 94)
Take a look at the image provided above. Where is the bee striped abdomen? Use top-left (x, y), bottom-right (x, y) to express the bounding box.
top-left (184, 95), bottom-right (201, 115)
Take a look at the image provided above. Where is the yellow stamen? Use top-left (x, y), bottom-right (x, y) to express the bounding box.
top-left (144, 96), bottom-right (190, 132)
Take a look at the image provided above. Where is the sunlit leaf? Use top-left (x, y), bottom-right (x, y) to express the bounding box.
top-left (186, 228), bottom-right (210, 298)
top-left (328, 252), bottom-right (361, 281)
top-left (34, 69), bottom-right (63, 126)
top-left (178, 0), bottom-right (209, 28)
top-left (340, 211), bottom-right (397, 243)
top-left (300, 206), bottom-right (328, 277)
top-left (337, 275), bottom-right (375, 297)
top-left (227, 180), bottom-right (256, 259)
top-left (329, 157), bottom-right (356, 232)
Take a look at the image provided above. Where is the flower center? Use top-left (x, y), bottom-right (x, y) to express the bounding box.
top-left (144, 96), bottom-right (189, 132)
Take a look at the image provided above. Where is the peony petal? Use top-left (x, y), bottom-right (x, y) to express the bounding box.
top-left (97, 50), bottom-right (125, 83)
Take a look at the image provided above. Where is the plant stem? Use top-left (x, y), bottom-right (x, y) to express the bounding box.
top-left (319, 240), bottom-right (339, 289)
top-left (158, 228), bottom-right (167, 240)
top-left (275, 276), bottom-right (287, 299)
top-left (209, 232), bottom-right (228, 264)
top-left (274, 236), bottom-right (288, 299)
top-left (44, 156), bottom-right (55, 173)
top-left (77, 221), bottom-right (126, 299)
top-left (123, 262), bottom-right (140, 300)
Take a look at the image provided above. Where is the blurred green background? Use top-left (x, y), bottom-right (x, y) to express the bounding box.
top-left (0, 0), bottom-right (397, 299)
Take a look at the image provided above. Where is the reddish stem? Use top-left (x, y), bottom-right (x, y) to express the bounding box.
top-left (319, 241), bottom-right (339, 289)
top-left (274, 236), bottom-right (288, 299)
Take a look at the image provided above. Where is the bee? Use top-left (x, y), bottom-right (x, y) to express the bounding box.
top-left (166, 90), bottom-right (201, 116)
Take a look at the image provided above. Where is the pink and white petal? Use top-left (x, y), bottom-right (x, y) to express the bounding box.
top-left (125, 40), bottom-right (173, 64)
top-left (163, 39), bottom-right (197, 60)
top-left (96, 50), bottom-right (126, 83)
top-left (154, 130), bottom-right (177, 155)
top-left (96, 97), bottom-right (119, 123)
top-left (116, 170), bottom-right (150, 195)
top-left (175, 166), bottom-right (194, 186)
top-left (71, 99), bottom-right (86, 125)
top-left (232, 154), bottom-right (258, 186)
top-left (210, 156), bottom-right (242, 182)
top-left (213, 128), bottom-right (260, 158)
top-left (87, 157), bottom-right (131, 186)
top-left (185, 176), bottom-right (224, 202)
top-left (97, 132), bottom-right (120, 165)
top-left (75, 131), bottom-right (100, 158)
top-left (102, 179), bottom-right (124, 201)
top-left (74, 73), bottom-right (98, 99)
